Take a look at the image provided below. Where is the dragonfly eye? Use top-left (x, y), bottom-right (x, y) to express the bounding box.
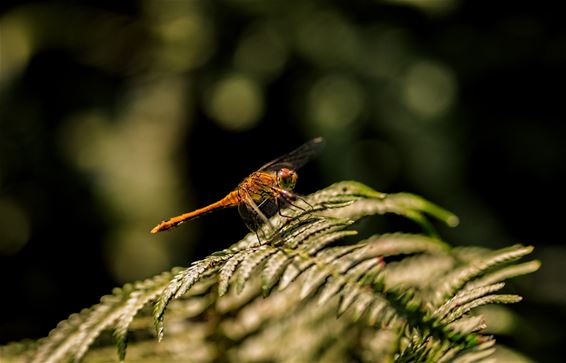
top-left (277, 168), bottom-right (298, 190)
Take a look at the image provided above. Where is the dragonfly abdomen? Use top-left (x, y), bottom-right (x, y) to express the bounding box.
top-left (150, 191), bottom-right (240, 233)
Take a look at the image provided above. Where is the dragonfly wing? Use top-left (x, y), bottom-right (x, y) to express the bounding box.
top-left (259, 137), bottom-right (325, 172)
top-left (257, 197), bottom-right (280, 218)
top-left (241, 188), bottom-right (306, 222)
top-left (238, 194), bottom-right (274, 233)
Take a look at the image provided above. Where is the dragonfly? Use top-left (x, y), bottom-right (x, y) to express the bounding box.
top-left (151, 137), bottom-right (325, 238)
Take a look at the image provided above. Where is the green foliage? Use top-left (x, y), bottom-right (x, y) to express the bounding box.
top-left (0, 181), bottom-right (538, 363)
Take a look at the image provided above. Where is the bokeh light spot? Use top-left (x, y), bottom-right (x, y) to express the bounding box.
top-left (205, 74), bottom-right (264, 131)
top-left (59, 78), bottom-right (191, 282)
top-left (0, 13), bottom-right (33, 83)
top-left (308, 74), bottom-right (363, 131)
top-left (108, 230), bottom-right (169, 282)
top-left (478, 305), bottom-right (517, 334)
top-left (153, 12), bottom-right (215, 71)
top-left (0, 199), bottom-right (30, 255)
top-left (384, 0), bottom-right (458, 16)
top-left (234, 23), bottom-right (288, 79)
top-left (296, 10), bottom-right (361, 67)
top-left (364, 27), bottom-right (413, 80)
top-left (402, 60), bottom-right (456, 119)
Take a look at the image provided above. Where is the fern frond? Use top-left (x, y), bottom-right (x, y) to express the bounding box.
top-left (113, 278), bottom-right (171, 362)
top-left (360, 233), bottom-right (450, 257)
top-left (260, 250), bottom-right (291, 293)
top-left (217, 250), bottom-right (248, 297)
top-left (465, 260), bottom-right (540, 290)
top-left (278, 244), bottom-right (362, 291)
top-left (448, 315), bottom-right (487, 335)
top-left (434, 283), bottom-right (506, 320)
top-left (361, 328), bottom-right (399, 363)
top-left (316, 252), bottom-right (381, 305)
top-left (0, 339), bottom-right (37, 363)
top-left (442, 294), bottom-right (522, 325)
top-left (384, 254), bottom-right (455, 288)
top-left (448, 340), bottom-right (497, 363)
top-left (234, 245), bottom-right (279, 294)
top-left (338, 262), bottom-right (384, 315)
top-left (432, 245), bottom-right (534, 306)
top-left (31, 270), bottom-right (175, 363)
top-left (318, 181), bottom-right (458, 231)
top-left (154, 255), bottom-right (228, 341)
top-left (297, 241), bottom-right (361, 300)
top-left (11, 181), bottom-right (537, 363)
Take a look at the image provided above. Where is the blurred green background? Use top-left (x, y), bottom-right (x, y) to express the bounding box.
top-left (1, 0), bottom-right (564, 361)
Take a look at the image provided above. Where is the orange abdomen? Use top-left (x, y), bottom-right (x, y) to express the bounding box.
top-left (151, 191), bottom-right (240, 233)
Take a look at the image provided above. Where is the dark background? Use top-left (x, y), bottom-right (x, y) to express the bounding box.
top-left (1, 1), bottom-right (565, 361)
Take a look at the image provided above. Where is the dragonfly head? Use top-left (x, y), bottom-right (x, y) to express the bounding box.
top-left (277, 167), bottom-right (298, 190)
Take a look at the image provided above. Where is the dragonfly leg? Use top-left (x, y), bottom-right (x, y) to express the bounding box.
top-left (276, 197), bottom-right (294, 218)
top-left (296, 195), bottom-right (313, 210)
top-left (282, 192), bottom-right (309, 213)
top-left (255, 230), bottom-right (262, 244)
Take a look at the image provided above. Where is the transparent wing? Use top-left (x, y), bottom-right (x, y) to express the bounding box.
top-left (238, 188), bottom-right (309, 231)
top-left (238, 193), bottom-right (274, 233)
top-left (259, 137), bottom-right (325, 172)
top-left (257, 197), bottom-right (281, 219)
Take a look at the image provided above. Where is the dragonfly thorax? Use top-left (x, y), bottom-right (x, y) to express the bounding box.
top-left (276, 168), bottom-right (298, 191)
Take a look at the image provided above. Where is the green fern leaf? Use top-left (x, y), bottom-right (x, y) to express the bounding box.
top-left (433, 245), bottom-right (533, 306)
top-left (113, 276), bottom-right (170, 362)
top-left (10, 181), bottom-right (538, 363)
top-left (260, 250), bottom-right (291, 294)
top-left (154, 255), bottom-right (227, 341)
top-left (448, 315), bottom-right (487, 335)
top-left (444, 339), bottom-right (496, 363)
top-left (277, 255), bottom-right (313, 290)
top-left (361, 233), bottom-right (449, 257)
top-left (31, 270), bottom-right (176, 363)
top-left (337, 261), bottom-right (383, 315)
top-left (465, 260), bottom-right (540, 290)
top-left (218, 251), bottom-right (247, 297)
top-left (317, 251), bottom-right (375, 305)
top-left (298, 238), bottom-right (364, 299)
top-left (234, 245), bottom-right (278, 294)
top-left (443, 294), bottom-right (522, 324)
top-left (31, 310), bottom-right (89, 363)
top-left (34, 293), bottom-right (126, 363)
top-left (434, 282), bottom-right (506, 321)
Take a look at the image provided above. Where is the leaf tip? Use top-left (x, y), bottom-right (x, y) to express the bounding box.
top-left (447, 215), bottom-right (460, 227)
